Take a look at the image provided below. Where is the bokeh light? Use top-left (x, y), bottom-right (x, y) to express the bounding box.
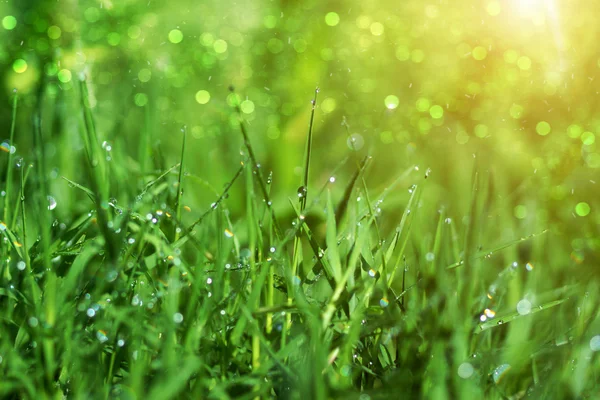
top-left (2, 15), bottom-right (17, 30)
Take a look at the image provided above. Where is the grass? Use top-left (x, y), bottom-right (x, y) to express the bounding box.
top-left (0, 75), bottom-right (599, 400)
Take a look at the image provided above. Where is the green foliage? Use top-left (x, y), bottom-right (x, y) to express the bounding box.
top-left (1, 0), bottom-right (600, 399)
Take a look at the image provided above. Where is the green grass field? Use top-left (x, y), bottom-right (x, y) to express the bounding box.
top-left (1, 1), bottom-right (599, 399)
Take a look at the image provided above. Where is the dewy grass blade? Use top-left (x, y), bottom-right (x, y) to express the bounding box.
top-left (174, 127), bottom-right (186, 242)
top-left (78, 78), bottom-right (118, 263)
top-left (477, 299), bottom-right (567, 332)
top-left (4, 91), bottom-right (17, 223)
top-left (387, 185), bottom-right (419, 286)
top-left (300, 87), bottom-right (319, 211)
top-left (230, 86), bottom-right (282, 240)
top-left (446, 230), bottom-right (549, 269)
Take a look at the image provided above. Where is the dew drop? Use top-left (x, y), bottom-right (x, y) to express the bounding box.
top-left (96, 330), bottom-right (108, 343)
top-left (47, 196), bottom-right (57, 211)
top-left (492, 364), bottom-right (511, 384)
top-left (526, 262), bottom-right (534, 271)
top-left (297, 185), bottom-right (307, 198)
top-left (590, 336), bottom-right (600, 351)
top-left (173, 312), bottom-right (184, 323)
top-left (379, 297), bottom-right (389, 308)
top-left (0, 141), bottom-right (16, 154)
top-left (517, 299), bottom-right (532, 315)
top-left (457, 362), bottom-right (474, 379)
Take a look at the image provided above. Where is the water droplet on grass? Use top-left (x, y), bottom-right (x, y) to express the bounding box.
top-left (517, 299), bottom-right (532, 315)
top-left (173, 313), bottom-right (184, 323)
top-left (0, 141), bottom-right (16, 154)
top-left (297, 186), bottom-right (307, 198)
top-left (96, 330), bottom-right (108, 343)
top-left (106, 270), bottom-right (118, 282)
top-left (526, 262), bottom-right (534, 271)
top-left (492, 364), bottom-right (511, 384)
top-left (131, 294), bottom-right (140, 306)
top-left (47, 196), bottom-right (57, 210)
top-left (347, 134), bottom-right (364, 150)
top-left (590, 336), bottom-right (600, 351)
top-left (457, 362), bottom-right (474, 379)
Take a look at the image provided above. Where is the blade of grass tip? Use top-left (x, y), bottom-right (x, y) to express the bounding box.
top-left (174, 127), bottom-right (186, 242)
top-left (477, 298), bottom-right (566, 332)
top-left (242, 158), bottom-right (263, 374)
top-left (326, 190), bottom-right (342, 282)
top-left (230, 86), bottom-right (282, 240)
top-left (335, 155), bottom-right (370, 228)
top-left (4, 91), bottom-right (18, 223)
top-left (137, 162), bottom-right (181, 200)
top-left (264, 171), bottom-right (275, 334)
top-left (19, 166), bottom-right (41, 308)
top-left (79, 78), bottom-right (119, 263)
top-left (31, 79), bottom-right (55, 295)
top-left (283, 87), bottom-right (318, 348)
top-left (10, 164), bottom-right (32, 230)
top-left (355, 163), bottom-right (417, 223)
top-left (431, 208), bottom-right (446, 271)
top-left (446, 230), bottom-right (549, 269)
top-left (293, 87), bottom-right (319, 275)
top-left (178, 159), bottom-right (246, 243)
top-left (61, 176), bottom-right (96, 202)
top-left (342, 118), bottom-right (388, 290)
top-left (387, 185), bottom-right (420, 286)
top-left (300, 87), bottom-right (319, 211)
top-left (462, 160), bottom-right (480, 272)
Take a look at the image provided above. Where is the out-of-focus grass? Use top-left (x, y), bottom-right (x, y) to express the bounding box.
top-left (1, 0), bottom-right (600, 399)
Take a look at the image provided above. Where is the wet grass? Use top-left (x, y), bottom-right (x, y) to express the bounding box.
top-left (0, 80), bottom-right (599, 400)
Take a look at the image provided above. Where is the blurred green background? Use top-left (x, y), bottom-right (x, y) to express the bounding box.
top-left (0, 0), bottom-right (598, 271)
